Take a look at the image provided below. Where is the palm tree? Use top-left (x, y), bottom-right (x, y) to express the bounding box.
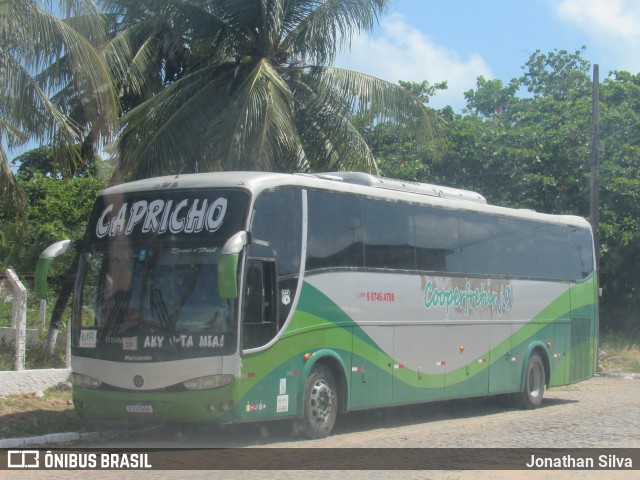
top-left (102, 0), bottom-right (435, 180)
top-left (1, 0), bottom-right (118, 356)
top-left (0, 0), bottom-right (118, 213)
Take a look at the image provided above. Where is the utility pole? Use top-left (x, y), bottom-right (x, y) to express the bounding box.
top-left (589, 64), bottom-right (600, 288)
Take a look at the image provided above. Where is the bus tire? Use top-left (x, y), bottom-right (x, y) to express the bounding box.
top-left (302, 364), bottom-right (338, 439)
top-left (517, 352), bottom-right (545, 409)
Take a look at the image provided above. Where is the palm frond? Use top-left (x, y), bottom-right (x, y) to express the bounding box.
top-left (4, 0), bottom-right (118, 137)
top-left (0, 143), bottom-right (27, 221)
top-left (1, 0), bottom-right (119, 211)
top-left (285, 0), bottom-right (389, 64)
top-left (1, 50), bottom-right (82, 146)
top-left (219, 58), bottom-right (299, 170)
top-left (103, 22), bottom-right (164, 97)
top-left (117, 65), bottom-right (234, 178)
top-left (310, 66), bottom-right (433, 128)
top-left (0, 117), bottom-right (29, 149)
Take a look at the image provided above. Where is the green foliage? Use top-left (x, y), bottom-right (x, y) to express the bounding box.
top-left (358, 79), bottom-right (447, 181)
top-left (12, 145), bottom-right (101, 181)
top-left (399, 80), bottom-right (448, 104)
top-left (0, 173), bottom-right (103, 281)
top-left (464, 76), bottom-right (519, 117)
top-left (520, 47), bottom-right (591, 100)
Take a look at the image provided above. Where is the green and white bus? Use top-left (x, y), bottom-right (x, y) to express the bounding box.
top-left (37, 171), bottom-right (598, 438)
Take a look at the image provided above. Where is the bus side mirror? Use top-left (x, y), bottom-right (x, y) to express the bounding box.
top-left (35, 239), bottom-right (74, 300)
top-left (218, 231), bottom-right (248, 299)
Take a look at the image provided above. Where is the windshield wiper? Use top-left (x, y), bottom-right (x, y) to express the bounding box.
top-left (100, 290), bottom-right (132, 341)
top-left (151, 288), bottom-right (179, 354)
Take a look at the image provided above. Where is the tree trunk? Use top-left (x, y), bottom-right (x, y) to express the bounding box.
top-left (44, 254), bottom-right (79, 357)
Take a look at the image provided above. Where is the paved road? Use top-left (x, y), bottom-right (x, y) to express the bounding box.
top-left (10, 376), bottom-right (640, 479)
top-left (74, 375), bottom-right (639, 449)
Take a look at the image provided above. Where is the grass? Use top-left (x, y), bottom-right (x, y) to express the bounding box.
top-left (0, 384), bottom-right (85, 439)
top-left (0, 385), bottom-right (135, 440)
top-left (598, 330), bottom-right (640, 375)
top-left (0, 332), bottom-right (68, 371)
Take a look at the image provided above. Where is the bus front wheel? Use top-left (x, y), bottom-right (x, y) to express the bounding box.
top-left (517, 352), bottom-right (545, 409)
top-left (302, 364), bottom-right (338, 439)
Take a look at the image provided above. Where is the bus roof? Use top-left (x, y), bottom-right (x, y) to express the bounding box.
top-left (100, 171), bottom-right (591, 230)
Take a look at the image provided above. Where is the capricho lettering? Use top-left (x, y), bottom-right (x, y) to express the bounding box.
top-left (96, 197), bottom-right (227, 238)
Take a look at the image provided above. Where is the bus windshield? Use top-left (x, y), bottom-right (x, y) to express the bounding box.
top-left (71, 187), bottom-right (249, 362)
top-left (74, 246), bottom-right (237, 361)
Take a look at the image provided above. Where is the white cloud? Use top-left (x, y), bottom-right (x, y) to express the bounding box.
top-left (552, 0), bottom-right (640, 72)
top-left (334, 13), bottom-right (493, 109)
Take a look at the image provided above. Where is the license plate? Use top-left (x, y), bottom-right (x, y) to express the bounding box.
top-left (126, 402), bottom-right (153, 413)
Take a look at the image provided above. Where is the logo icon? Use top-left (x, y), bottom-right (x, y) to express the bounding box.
top-left (133, 375), bottom-right (144, 388)
top-left (281, 289), bottom-right (291, 306)
top-left (8, 450), bottom-right (39, 469)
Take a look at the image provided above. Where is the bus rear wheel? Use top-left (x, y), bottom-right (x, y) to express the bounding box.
top-left (302, 364), bottom-right (338, 439)
top-left (517, 352), bottom-right (545, 409)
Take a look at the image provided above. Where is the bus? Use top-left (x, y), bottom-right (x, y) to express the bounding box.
top-left (36, 171), bottom-right (598, 438)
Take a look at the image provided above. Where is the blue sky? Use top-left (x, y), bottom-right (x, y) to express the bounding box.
top-left (335, 0), bottom-right (640, 109)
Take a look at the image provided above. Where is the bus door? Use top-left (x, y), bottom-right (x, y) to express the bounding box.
top-left (242, 258), bottom-right (278, 350)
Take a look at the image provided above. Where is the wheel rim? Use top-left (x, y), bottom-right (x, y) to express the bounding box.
top-left (309, 378), bottom-right (334, 425)
top-left (528, 363), bottom-right (542, 398)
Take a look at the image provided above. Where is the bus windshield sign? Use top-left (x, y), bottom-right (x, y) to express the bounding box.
top-left (86, 189), bottom-right (249, 245)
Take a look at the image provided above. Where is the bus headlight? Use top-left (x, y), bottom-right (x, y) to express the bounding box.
top-left (72, 373), bottom-right (102, 389)
top-left (183, 374), bottom-right (234, 391)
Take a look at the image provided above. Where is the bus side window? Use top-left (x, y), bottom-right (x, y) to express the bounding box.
top-left (242, 259), bottom-right (277, 349)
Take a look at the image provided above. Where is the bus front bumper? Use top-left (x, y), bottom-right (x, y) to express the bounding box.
top-left (72, 384), bottom-right (239, 423)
